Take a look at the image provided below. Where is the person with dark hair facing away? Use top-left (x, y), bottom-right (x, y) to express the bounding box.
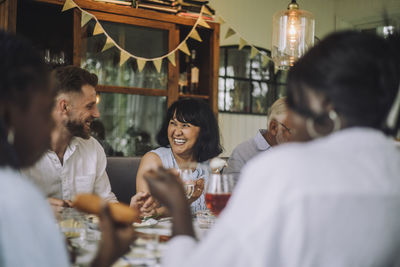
top-left (133, 98), bottom-right (222, 217)
top-left (141, 31), bottom-right (400, 266)
top-left (22, 65), bottom-right (117, 208)
top-left (0, 30), bottom-right (134, 267)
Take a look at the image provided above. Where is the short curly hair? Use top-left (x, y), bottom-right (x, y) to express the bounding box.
top-left (156, 98), bottom-right (223, 162)
top-left (51, 65), bottom-right (98, 95)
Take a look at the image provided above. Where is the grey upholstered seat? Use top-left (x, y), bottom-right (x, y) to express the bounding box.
top-left (106, 157), bottom-right (141, 204)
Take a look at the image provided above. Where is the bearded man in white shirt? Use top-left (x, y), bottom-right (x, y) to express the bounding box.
top-left (23, 66), bottom-right (117, 207)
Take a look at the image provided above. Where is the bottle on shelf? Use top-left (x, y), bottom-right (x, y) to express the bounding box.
top-left (179, 55), bottom-right (190, 94)
top-left (189, 49), bottom-right (199, 94)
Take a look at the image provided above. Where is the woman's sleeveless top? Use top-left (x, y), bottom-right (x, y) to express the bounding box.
top-left (151, 147), bottom-right (209, 213)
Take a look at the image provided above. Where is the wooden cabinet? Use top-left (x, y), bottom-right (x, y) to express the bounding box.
top-left (9, 0), bottom-right (220, 156)
top-left (13, 0), bottom-right (220, 113)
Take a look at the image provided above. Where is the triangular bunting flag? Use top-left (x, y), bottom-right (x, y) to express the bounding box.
top-left (217, 16), bottom-right (226, 25)
top-left (93, 22), bottom-right (103, 36)
top-left (101, 37), bottom-right (114, 52)
top-left (190, 29), bottom-right (202, 42)
top-left (178, 41), bottom-right (191, 56)
top-left (153, 59), bottom-right (162, 73)
top-left (137, 59), bottom-right (147, 72)
top-left (119, 51), bottom-right (130, 67)
top-left (238, 38), bottom-right (247, 50)
top-left (62, 0), bottom-right (77, 12)
top-left (262, 54), bottom-right (270, 67)
top-left (168, 52), bottom-right (176, 67)
top-left (198, 17), bottom-right (210, 29)
top-left (202, 5), bottom-right (213, 16)
top-left (250, 46), bottom-right (259, 59)
top-left (225, 28), bottom-right (236, 39)
top-left (81, 12), bottom-right (93, 27)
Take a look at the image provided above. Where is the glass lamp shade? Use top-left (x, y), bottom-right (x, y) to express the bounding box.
top-left (272, 7), bottom-right (314, 70)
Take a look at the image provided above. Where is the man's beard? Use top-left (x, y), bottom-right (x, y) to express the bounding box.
top-left (66, 120), bottom-right (91, 139)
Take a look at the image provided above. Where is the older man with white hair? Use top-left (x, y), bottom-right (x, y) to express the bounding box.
top-left (223, 97), bottom-right (293, 182)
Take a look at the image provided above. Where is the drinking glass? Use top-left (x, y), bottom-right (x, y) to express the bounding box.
top-left (178, 168), bottom-right (195, 199)
top-left (205, 174), bottom-right (234, 216)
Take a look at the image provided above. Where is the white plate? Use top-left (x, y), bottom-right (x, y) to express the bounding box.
top-left (133, 218), bottom-right (158, 228)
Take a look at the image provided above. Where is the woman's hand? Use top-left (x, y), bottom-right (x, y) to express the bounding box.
top-left (91, 204), bottom-right (136, 267)
top-left (187, 178), bottom-right (204, 204)
top-left (144, 168), bottom-right (194, 237)
top-left (130, 191), bottom-right (159, 218)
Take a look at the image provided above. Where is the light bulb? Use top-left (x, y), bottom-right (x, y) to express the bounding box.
top-left (272, 0), bottom-right (314, 69)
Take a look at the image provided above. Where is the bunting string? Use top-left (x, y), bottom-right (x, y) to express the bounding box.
top-left (215, 12), bottom-right (273, 68)
top-left (62, 0), bottom-right (210, 70)
top-left (62, 0), bottom-right (274, 72)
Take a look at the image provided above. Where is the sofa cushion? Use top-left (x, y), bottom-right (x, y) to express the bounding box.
top-left (106, 157), bottom-right (141, 204)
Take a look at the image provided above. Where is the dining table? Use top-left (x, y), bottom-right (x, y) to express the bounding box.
top-left (57, 208), bottom-right (215, 267)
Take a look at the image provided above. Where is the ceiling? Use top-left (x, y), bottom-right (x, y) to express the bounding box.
top-left (334, 0), bottom-right (400, 29)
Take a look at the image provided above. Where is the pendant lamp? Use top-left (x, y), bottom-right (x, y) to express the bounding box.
top-left (272, 0), bottom-right (315, 69)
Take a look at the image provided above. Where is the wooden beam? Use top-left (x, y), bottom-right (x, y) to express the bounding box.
top-left (73, 8), bottom-right (82, 66)
top-left (97, 85), bottom-right (168, 96)
top-left (0, 0), bottom-right (17, 33)
top-left (210, 22), bottom-right (220, 116)
top-left (34, 0), bottom-right (219, 29)
top-left (167, 25), bottom-right (180, 108)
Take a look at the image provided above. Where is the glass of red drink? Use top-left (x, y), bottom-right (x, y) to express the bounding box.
top-left (205, 174), bottom-right (234, 216)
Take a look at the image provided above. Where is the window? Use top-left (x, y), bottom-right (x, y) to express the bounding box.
top-left (219, 46), bottom-right (288, 114)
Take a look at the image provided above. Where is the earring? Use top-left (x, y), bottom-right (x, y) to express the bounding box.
top-left (305, 110), bottom-right (342, 139)
top-left (7, 128), bottom-right (14, 145)
top-left (329, 110), bottom-right (341, 132)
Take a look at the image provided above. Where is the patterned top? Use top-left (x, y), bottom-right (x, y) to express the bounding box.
top-left (151, 147), bottom-right (209, 213)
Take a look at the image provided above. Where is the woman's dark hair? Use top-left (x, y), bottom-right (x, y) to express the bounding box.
top-left (156, 98), bottom-right (222, 162)
top-left (287, 30), bottom-right (400, 134)
top-left (0, 31), bottom-right (49, 167)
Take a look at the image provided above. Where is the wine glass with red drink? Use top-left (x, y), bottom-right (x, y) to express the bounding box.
top-left (205, 174), bottom-right (234, 216)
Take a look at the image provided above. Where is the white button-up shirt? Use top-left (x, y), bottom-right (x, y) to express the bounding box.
top-left (163, 128), bottom-right (400, 267)
top-left (22, 137), bottom-right (117, 202)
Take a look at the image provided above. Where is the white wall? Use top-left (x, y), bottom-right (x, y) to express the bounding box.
top-left (209, 0), bottom-right (336, 49)
top-left (218, 113), bottom-right (267, 157)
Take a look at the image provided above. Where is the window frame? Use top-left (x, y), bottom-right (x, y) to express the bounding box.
top-left (218, 45), bottom-right (287, 115)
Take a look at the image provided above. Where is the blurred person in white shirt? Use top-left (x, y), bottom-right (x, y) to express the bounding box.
top-left (143, 31), bottom-right (400, 267)
top-left (23, 66), bottom-right (117, 207)
top-left (224, 97), bottom-right (293, 183)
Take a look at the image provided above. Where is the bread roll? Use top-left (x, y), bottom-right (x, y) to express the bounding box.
top-left (73, 194), bottom-right (139, 224)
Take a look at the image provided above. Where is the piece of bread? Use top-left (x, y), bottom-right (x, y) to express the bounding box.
top-left (73, 194), bottom-right (139, 224)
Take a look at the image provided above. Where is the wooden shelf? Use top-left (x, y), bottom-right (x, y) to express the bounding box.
top-left (97, 85), bottom-right (168, 96)
top-left (179, 93), bottom-right (209, 99)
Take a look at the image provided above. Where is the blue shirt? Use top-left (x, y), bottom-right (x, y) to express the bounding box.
top-left (151, 147), bottom-right (209, 213)
top-left (0, 167), bottom-right (69, 267)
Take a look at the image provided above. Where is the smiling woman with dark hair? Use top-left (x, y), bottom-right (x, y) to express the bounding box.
top-left (133, 98), bottom-right (222, 216)
top-left (156, 98), bottom-right (222, 162)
